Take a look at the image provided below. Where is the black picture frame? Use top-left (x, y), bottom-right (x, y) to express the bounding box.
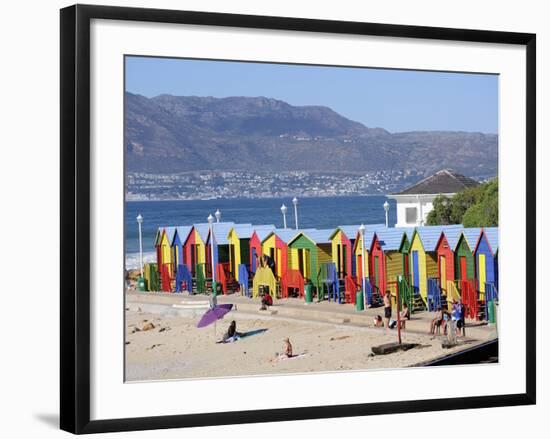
top-left (60, 4), bottom-right (536, 434)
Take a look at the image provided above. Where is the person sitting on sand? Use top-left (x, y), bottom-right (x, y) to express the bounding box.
top-left (373, 315), bottom-right (384, 328)
top-left (259, 289), bottom-right (273, 310)
top-left (283, 337), bottom-right (293, 358)
top-left (222, 320), bottom-right (237, 342)
top-left (430, 307), bottom-right (443, 334)
top-left (398, 303), bottom-right (410, 329)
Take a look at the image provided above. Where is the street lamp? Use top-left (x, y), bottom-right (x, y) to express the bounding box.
top-left (383, 200), bottom-right (390, 227)
top-left (215, 209), bottom-right (221, 223)
top-left (292, 197), bottom-right (299, 230)
top-left (358, 224), bottom-right (367, 310)
top-left (280, 204), bottom-right (288, 229)
top-left (136, 213), bottom-right (144, 278)
top-left (207, 214), bottom-right (216, 291)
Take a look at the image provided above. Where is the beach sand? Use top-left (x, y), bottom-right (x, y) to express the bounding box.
top-left (125, 308), bottom-right (483, 382)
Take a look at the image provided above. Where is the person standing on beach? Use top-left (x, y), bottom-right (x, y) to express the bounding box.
top-left (383, 291), bottom-right (392, 330)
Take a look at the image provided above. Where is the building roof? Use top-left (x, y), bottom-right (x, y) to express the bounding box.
top-left (163, 226), bottom-right (177, 246)
top-left (441, 226), bottom-right (464, 250)
top-left (332, 224), bottom-right (386, 240)
top-left (263, 228), bottom-right (317, 245)
top-left (171, 226), bottom-right (193, 246)
top-left (229, 224), bottom-right (275, 240)
top-left (392, 169), bottom-right (479, 196)
top-left (206, 222), bottom-right (243, 245)
top-left (456, 228), bottom-right (483, 251)
top-left (478, 227), bottom-right (499, 254)
top-left (413, 225), bottom-right (464, 251)
top-left (296, 229), bottom-right (334, 245)
top-left (375, 227), bottom-right (415, 251)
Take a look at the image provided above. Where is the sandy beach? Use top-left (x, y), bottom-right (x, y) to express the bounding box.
top-left (125, 291), bottom-right (496, 381)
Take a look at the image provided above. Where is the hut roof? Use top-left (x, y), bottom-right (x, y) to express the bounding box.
top-left (414, 225), bottom-right (464, 251)
top-left (294, 229), bottom-right (335, 245)
top-left (456, 228), bottom-right (483, 251)
top-left (332, 223), bottom-right (386, 240)
top-left (171, 226), bottom-right (193, 246)
top-left (392, 169), bottom-right (479, 195)
top-left (154, 227), bottom-right (166, 246)
top-left (263, 228), bottom-right (317, 244)
top-left (478, 227), bottom-right (499, 254)
top-left (229, 224), bottom-right (275, 240)
top-left (206, 222), bottom-right (243, 245)
top-left (375, 227), bottom-right (414, 251)
top-left (164, 226), bottom-right (177, 245)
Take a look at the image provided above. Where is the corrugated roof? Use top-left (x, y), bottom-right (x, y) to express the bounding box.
top-left (163, 226), bottom-right (177, 246)
top-left (442, 227), bottom-right (463, 250)
top-left (264, 228), bottom-right (317, 244)
top-left (193, 223), bottom-right (211, 243)
top-left (414, 225), bottom-right (464, 251)
top-left (229, 224), bottom-right (275, 240)
top-left (376, 227), bottom-right (414, 251)
top-left (480, 227), bottom-right (499, 254)
top-left (154, 227), bottom-right (165, 246)
top-left (297, 229), bottom-right (335, 245)
top-left (392, 169), bottom-right (479, 195)
top-left (457, 228), bottom-right (483, 251)
top-left (206, 222), bottom-right (242, 245)
top-left (171, 226), bottom-right (192, 246)
top-left (333, 223), bottom-right (386, 240)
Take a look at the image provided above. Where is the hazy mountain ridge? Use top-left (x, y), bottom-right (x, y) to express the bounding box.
top-left (125, 92), bottom-right (498, 177)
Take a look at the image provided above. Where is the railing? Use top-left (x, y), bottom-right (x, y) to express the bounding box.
top-left (397, 275), bottom-right (414, 313)
top-left (175, 264), bottom-right (192, 293)
top-left (195, 263), bottom-right (206, 294)
top-left (238, 264), bottom-right (250, 297)
top-left (344, 275), bottom-right (359, 304)
top-left (317, 262), bottom-right (341, 303)
top-left (216, 263), bottom-right (228, 294)
top-left (160, 262), bottom-right (173, 292)
top-left (281, 269), bottom-right (305, 298)
top-left (459, 279), bottom-right (479, 320)
top-left (427, 278), bottom-right (443, 312)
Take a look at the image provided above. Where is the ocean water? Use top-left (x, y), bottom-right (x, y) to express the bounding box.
top-left (125, 196), bottom-right (396, 269)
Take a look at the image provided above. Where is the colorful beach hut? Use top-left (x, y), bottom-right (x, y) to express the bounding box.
top-left (227, 224), bottom-right (274, 281)
top-left (155, 226), bottom-right (176, 291)
top-left (249, 228), bottom-right (277, 274)
top-left (171, 226), bottom-right (192, 268)
top-left (204, 222), bottom-right (239, 285)
top-left (182, 223), bottom-right (210, 277)
top-left (454, 228), bottom-right (482, 318)
top-left (369, 227), bottom-right (413, 298)
top-left (287, 229), bottom-right (334, 292)
top-left (434, 227), bottom-right (463, 305)
top-left (408, 225), bottom-right (464, 306)
top-left (330, 225), bottom-right (385, 280)
top-left (474, 227), bottom-right (499, 297)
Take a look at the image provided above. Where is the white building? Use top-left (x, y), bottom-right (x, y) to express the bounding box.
top-left (387, 169), bottom-right (480, 227)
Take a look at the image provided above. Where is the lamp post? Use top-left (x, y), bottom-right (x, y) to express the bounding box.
top-left (292, 197), bottom-right (299, 230)
top-left (215, 209), bottom-right (221, 223)
top-left (383, 200), bottom-right (390, 227)
top-left (136, 213), bottom-right (144, 278)
top-left (358, 224), bottom-right (367, 310)
top-left (280, 204), bottom-right (288, 229)
top-left (207, 214), bottom-right (216, 293)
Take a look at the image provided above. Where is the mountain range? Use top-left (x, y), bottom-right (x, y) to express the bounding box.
top-left (125, 92), bottom-right (498, 177)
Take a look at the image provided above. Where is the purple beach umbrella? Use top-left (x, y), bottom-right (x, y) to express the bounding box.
top-left (197, 304), bottom-right (233, 328)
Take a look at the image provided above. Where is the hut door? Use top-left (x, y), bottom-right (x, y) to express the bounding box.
top-left (460, 257), bottom-right (467, 281)
top-left (251, 248), bottom-right (257, 273)
top-left (190, 245), bottom-right (196, 275)
top-left (342, 245), bottom-right (347, 277)
top-left (230, 244), bottom-right (236, 277)
top-left (277, 248), bottom-right (282, 277)
top-left (298, 249), bottom-right (305, 277)
top-left (412, 251), bottom-right (419, 292)
top-left (357, 255), bottom-right (362, 280)
top-left (374, 256), bottom-right (380, 290)
top-left (337, 245), bottom-right (342, 277)
top-left (440, 255), bottom-right (447, 287)
top-left (478, 254), bottom-right (486, 293)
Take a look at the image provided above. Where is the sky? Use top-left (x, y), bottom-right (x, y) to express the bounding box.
top-left (125, 56), bottom-right (498, 134)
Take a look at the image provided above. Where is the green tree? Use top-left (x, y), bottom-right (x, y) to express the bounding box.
top-left (426, 178), bottom-right (498, 226)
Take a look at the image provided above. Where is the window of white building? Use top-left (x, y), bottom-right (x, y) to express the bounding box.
top-left (405, 207), bottom-right (418, 224)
